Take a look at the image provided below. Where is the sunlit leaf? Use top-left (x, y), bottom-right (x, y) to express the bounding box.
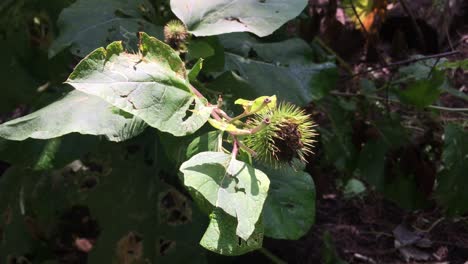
top-left (170, 0), bottom-right (308, 37)
top-left (66, 33), bottom-right (211, 136)
top-left (180, 151), bottom-right (270, 240)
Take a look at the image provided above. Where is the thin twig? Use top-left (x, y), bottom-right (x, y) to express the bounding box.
top-left (330, 91), bottom-right (468, 112)
top-left (349, 0), bottom-right (369, 37)
top-left (259, 248), bottom-right (287, 264)
top-left (348, 0), bottom-right (388, 67)
top-left (427, 105), bottom-right (468, 112)
top-left (427, 57), bottom-right (442, 79)
top-left (348, 50), bottom-right (461, 79)
top-left (315, 37), bottom-right (354, 75)
top-left (413, 217), bottom-right (445, 233)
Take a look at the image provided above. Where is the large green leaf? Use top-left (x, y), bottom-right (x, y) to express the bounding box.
top-left (0, 134), bottom-right (209, 263)
top-left (49, 0), bottom-right (162, 58)
top-left (435, 124), bottom-right (468, 215)
top-left (220, 33), bottom-right (316, 65)
top-left (200, 208), bottom-right (263, 256)
top-left (0, 90), bottom-right (146, 142)
top-left (66, 33), bottom-right (212, 137)
top-left (396, 71), bottom-right (444, 108)
top-left (357, 139), bottom-right (388, 190)
top-left (320, 97), bottom-right (357, 171)
top-left (179, 151), bottom-right (270, 241)
top-left (222, 37), bottom-right (337, 104)
top-left (0, 134), bottom-right (98, 170)
top-left (170, 0), bottom-right (308, 37)
top-left (261, 165), bottom-right (315, 240)
top-left (0, 40), bottom-right (38, 114)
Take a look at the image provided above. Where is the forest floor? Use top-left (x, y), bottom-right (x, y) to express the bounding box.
top-left (241, 1), bottom-right (468, 263)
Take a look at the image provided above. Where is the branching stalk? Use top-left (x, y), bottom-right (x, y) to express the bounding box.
top-left (229, 98), bottom-right (272, 123)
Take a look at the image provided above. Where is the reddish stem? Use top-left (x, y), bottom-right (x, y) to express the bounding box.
top-left (190, 84), bottom-right (205, 100)
top-left (232, 136), bottom-right (239, 158)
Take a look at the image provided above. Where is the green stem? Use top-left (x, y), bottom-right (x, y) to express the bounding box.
top-left (229, 111), bottom-right (250, 123)
top-left (259, 248), bottom-right (287, 264)
top-left (315, 37), bottom-right (353, 75)
top-left (237, 140), bottom-right (257, 157)
top-left (427, 105), bottom-right (468, 112)
top-left (229, 98), bottom-right (271, 123)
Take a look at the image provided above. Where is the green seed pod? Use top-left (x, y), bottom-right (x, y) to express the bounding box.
top-left (243, 103), bottom-right (317, 167)
top-left (163, 20), bottom-right (189, 50)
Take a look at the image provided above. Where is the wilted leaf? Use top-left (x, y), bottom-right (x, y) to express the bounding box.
top-left (170, 0), bottom-right (308, 37)
top-left (66, 33), bottom-right (211, 137)
top-left (179, 151), bottom-right (270, 240)
top-left (0, 90), bottom-right (146, 142)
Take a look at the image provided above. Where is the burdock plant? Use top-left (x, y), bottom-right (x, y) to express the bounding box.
top-left (209, 95), bottom-right (317, 167)
top-left (243, 103), bottom-right (317, 167)
top-left (163, 19), bottom-right (189, 50)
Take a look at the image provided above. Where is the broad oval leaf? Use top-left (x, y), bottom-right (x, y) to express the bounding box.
top-left (0, 90), bottom-right (146, 142)
top-left (261, 165), bottom-right (316, 240)
top-left (66, 33), bottom-right (211, 137)
top-left (217, 36), bottom-right (338, 104)
top-left (170, 0), bottom-right (308, 37)
top-left (179, 151), bottom-right (270, 240)
top-left (49, 0), bottom-right (163, 58)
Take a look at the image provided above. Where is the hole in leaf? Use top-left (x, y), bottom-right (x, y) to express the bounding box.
top-left (238, 237), bottom-right (243, 246)
top-left (159, 239), bottom-right (176, 256)
top-left (168, 210), bottom-right (182, 223)
top-left (161, 192), bottom-right (176, 209)
top-left (159, 189), bottom-right (192, 226)
top-left (181, 99), bottom-right (197, 122)
top-left (248, 48), bottom-right (258, 59)
top-left (116, 232), bottom-right (143, 262)
top-left (52, 205), bottom-right (100, 262)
